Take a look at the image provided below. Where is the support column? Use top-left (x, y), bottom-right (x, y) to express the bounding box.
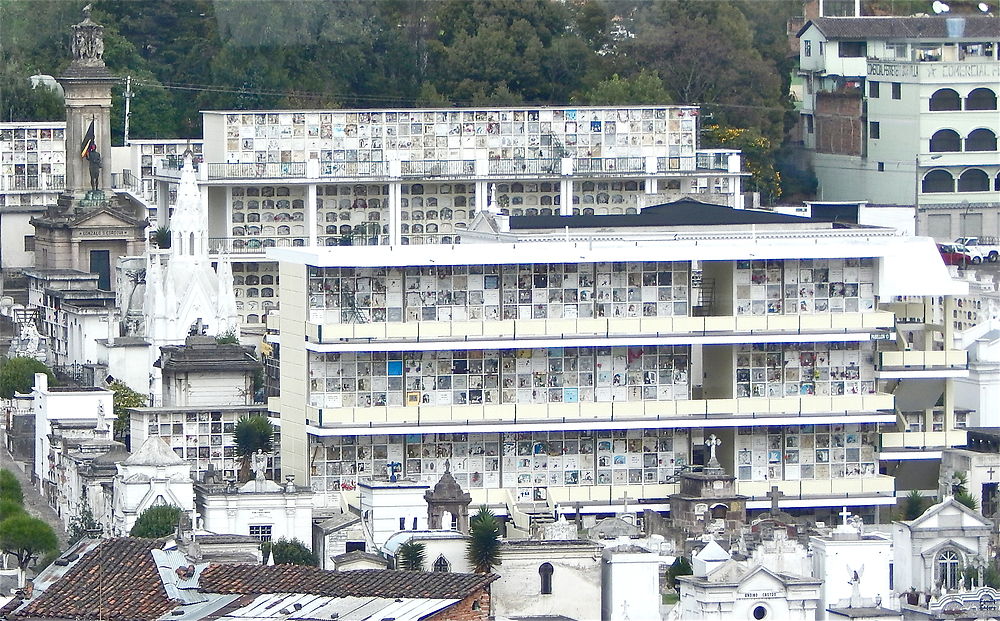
top-left (559, 178), bottom-right (573, 216)
top-left (388, 180), bottom-right (402, 246)
top-left (71, 240), bottom-right (81, 270)
top-left (306, 183), bottom-right (317, 248)
top-left (474, 180), bottom-right (488, 214)
top-left (224, 186), bottom-right (233, 251)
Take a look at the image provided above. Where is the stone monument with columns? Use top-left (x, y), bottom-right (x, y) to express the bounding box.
top-left (669, 434), bottom-right (748, 536)
top-left (29, 6), bottom-right (147, 282)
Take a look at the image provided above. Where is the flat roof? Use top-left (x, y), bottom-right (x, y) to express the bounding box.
top-left (202, 104), bottom-right (699, 116)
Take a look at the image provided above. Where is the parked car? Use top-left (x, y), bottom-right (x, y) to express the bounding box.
top-left (938, 243), bottom-right (974, 266)
top-left (954, 236), bottom-right (1000, 263)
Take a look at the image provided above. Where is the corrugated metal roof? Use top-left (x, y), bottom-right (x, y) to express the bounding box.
top-left (218, 593), bottom-right (460, 621)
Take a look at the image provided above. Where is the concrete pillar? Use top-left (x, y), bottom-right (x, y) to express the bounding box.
top-left (306, 183), bottom-right (317, 248)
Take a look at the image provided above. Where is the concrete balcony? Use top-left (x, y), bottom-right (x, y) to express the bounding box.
top-left (917, 151), bottom-right (1000, 167)
top-left (303, 394), bottom-right (896, 435)
top-left (876, 349), bottom-right (968, 378)
top-left (739, 475), bottom-right (896, 508)
top-left (305, 311), bottom-right (895, 351)
top-left (880, 429), bottom-right (968, 452)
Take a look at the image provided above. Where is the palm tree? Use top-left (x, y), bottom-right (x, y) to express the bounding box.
top-left (234, 415), bottom-right (274, 482)
top-left (466, 506), bottom-right (502, 573)
top-left (397, 541), bottom-right (426, 570)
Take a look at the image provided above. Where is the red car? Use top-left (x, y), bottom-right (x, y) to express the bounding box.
top-left (938, 243), bottom-right (973, 266)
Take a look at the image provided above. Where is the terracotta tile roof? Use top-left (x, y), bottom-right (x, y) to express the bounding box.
top-left (199, 565), bottom-right (497, 599)
top-left (14, 538), bottom-right (174, 621)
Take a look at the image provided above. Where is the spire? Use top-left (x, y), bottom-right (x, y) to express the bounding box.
top-left (143, 253), bottom-right (164, 319)
top-left (170, 152), bottom-right (207, 262)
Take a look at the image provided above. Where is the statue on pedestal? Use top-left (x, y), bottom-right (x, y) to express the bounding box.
top-left (86, 146), bottom-right (102, 191)
top-left (70, 5), bottom-right (105, 66)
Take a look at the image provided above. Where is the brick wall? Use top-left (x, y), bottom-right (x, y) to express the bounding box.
top-left (428, 586), bottom-right (491, 621)
top-left (815, 91), bottom-right (863, 156)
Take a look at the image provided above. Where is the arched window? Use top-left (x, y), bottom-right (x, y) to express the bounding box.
top-left (995, 173), bottom-right (1000, 191)
top-left (966, 88), bottom-right (998, 111)
top-left (937, 549), bottom-right (962, 590)
top-left (929, 129), bottom-right (961, 152)
top-left (922, 169), bottom-right (955, 193)
top-left (539, 562), bottom-right (554, 594)
top-left (958, 169), bottom-right (990, 192)
top-left (930, 88), bottom-right (961, 111)
top-left (189, 232), bottom-right (195, 255)
top-left (966, 128), bottom-right (997, 152)
top-left (433, 556), bottom-right (451, 572)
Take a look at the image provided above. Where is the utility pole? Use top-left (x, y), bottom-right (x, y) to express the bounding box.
top-left (123, 75), bottom-right (133, 146)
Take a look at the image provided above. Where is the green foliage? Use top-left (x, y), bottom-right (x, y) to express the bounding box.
top-left (215, 330), bottom-right (239, 345)
top-left (0, 514), bottom-right (59, 572)
top-left (667, 555), bottom-right (693, 588)
top-left (153, 227), bottom-right (171, 249)
top-left (577, 71), bottom-right (671, 106)
top-left (261, 538), bottom-right (319, 566)
top-left (398, 541), bottom-right (426, 570)
top-left (467, 506), bottom-right (501, 573)
top-left (902, 489), bottom-right (927, 521)
top-left (956, 490), bottom-right (980, 512)
top-left (0, 470), bottom-right (24, 505)
top-left (704, 124), bottom-right (781, 203)
top-left (129, 504), bottom-right (183, 538)
top-left (0, 357), bottom-right (56, 399)
top-left (109, 381), bottom-right (148, 441)
top-left (0, 499), bottom-right (26, 523)
top-left (234, 414), bottom-right (274, 482)
top-left (67, 505), bottom-right (101, 544)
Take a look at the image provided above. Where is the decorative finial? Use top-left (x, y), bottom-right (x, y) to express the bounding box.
top-left (83, 3), bottom-right (92, 19)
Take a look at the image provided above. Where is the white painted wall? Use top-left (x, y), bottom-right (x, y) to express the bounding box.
top-left (32, 374), bottom-right (113, 487)
top-left (358, 481), bottom-right (430, 549)
top-left (811, 531), bottom-right (893, 616)
top-left (601, 549), bottom-right (662, 621)
top-left (492, 543), bottom-right (603, 621)
top-left (199, 489), bottom-right (314, 547)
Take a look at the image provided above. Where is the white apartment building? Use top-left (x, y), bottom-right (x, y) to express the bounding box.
top-left (270, 200), bottom-right (966, 521)
top-left (797, 15), bottom-right (1000, 240)
top-left (147, 105), bottom-right (743, 330)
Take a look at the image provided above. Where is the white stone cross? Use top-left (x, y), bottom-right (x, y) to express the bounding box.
top-left (705, 434), bottom-right (722, 465)
top-left (839, 506), bottom-right (851, 526)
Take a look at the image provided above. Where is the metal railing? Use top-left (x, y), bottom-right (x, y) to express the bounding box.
top-left (401, 160), bottom-right (474, 177)
top-left (206, 162), bottom-right (306, 179)
top-left (574, 157), bottom-right (645, 174)
top-left (488, 159), bottom-right (559, 176)
top-left (208, 236), bottom-right (303, 254)
top-left (322, 161), bottom-right (386, 177)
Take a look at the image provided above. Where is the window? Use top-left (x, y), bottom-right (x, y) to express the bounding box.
top-left (937, 549), bottom-right (962, 591)
top-left (804, 40), bottom-right (812, 57)
top-left (922, 170), bottom-right (955, 194)
top-left (929, 129), bottom-right (961, 152)
top-left (877, 162), bottom-right (885, 172)
top-left (539, 562), bottom-right (554, 594)
top-left (930, 88), bottom-right (961, 111)
top-left (966, 88), bottom-right (998, 111)
top-left (889, 563), bottom-right (894, 590)
top-left (249, 525), bottom-right (272, 542)
top-left (870, 122), bottom-right (880, 139)
top-left (753, 605), bottom-right (768, 620)
top-left (958, 169), bottom-right (990, 192)
top-left (23, 236), bottom-right (34, 251)
top-left (399, 517), bottom-right (406, 530)
top-left (433, 556), bottom-right (451, 572)
top-left (892, 82), bottom-right (902, 99)
top-left (966, 128), bottom-right (997, 152)
top-left (819, 41), bottom-right (825, 55)
top-left (869, 81), bottom-right (880, 98)
top-left (839, 41), bottom-right (866, 57)
top-left (345, 541), bottom-right (365, 553)
top-left (806, 114), bottom-right (814, 134)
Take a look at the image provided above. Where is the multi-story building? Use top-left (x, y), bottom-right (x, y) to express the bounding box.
top-left (271, 199), bottom-right (966, 523)
top-left (148, 105), bottom-right (744, 330)
top-left (796, 15), bottom-right (1000, 240)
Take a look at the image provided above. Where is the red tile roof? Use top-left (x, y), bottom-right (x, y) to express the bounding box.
top-left (199, 565), bottom-right (496, 599)
top-left (13, 538), bottom-right (173, 621)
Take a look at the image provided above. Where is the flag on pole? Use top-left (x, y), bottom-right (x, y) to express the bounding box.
top-left (80, 120), bottom-right (95, 158)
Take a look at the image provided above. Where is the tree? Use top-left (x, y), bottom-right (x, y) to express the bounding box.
top-left (0, 515), bottom-right (59, 586)
top-left (0, 470), bottom-right (24, 505)
top-left (466, 506), bottom-right (501, 573)
top-left (109, 381), bottom-right (148, 443)
top-left (577, 71), bottom-right (671, 106)
top-left (129, 504), bottom-right (183, 538)
top-left (902, 489), bottom-right (927, 520)
top-left (667, 555), bottom-right (693, 589)
top-left (234, 414), bottom-right (274, 482)
top-left (67, 504), bottom-right (101, 545)
top-left (261, 538), bottom-right (319, 566)
top-left (0, 357), bottom-right (55, 399)
top-left (215, 330), bottom-right (240, 345)
top-left (397, 541), bottom-right (426, 570)
top-left (0, 499), bottom-right (25, 523)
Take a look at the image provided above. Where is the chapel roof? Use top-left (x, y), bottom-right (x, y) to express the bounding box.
top-left (122, 436), bottom-right (186, 467)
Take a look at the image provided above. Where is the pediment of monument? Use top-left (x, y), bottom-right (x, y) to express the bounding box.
top-left (71, 206), bottom-right (145, 229)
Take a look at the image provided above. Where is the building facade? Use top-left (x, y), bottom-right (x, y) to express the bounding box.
top-left (797, 15), bottom-right (1000, 240)
top-left (270, 202), bottom-right (966, 521)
